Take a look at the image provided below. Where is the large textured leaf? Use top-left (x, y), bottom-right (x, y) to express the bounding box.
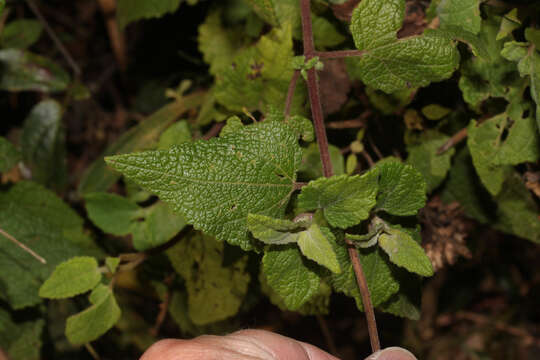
top-left (78, 94), bottom-right (204, 195)
top-left (20, 99), bottom-right (66, 188)
top-left (406, 130), bottom-right (456, 193)
top-left (298, 170), bottom-right (379, 229)
top-left (379, 274), bottom-right (421, 320)
top-left (262, 245), bottom-right (321, 310)
top-left (0, 308), bottom-right (44, 360)
top-left (348, 0), bottom-right (459, 93)
top-left (378, 228), bottom-right (433, 277)
top-left (167, 233), bottom-right (250, 325)
top-left (106, 121), bottom-right (302, 250)
top-left (0, 49), bottom-right (70, 92)
top-left (117, 0), bottom-right (182, 28)
top-left (39, 257), bottom-right (101, 299)
top-left (65, 284), bottom-right (121, 345)
top-left (437, 0), bottom-right (481, 34)
top-left (375, 159), bottom-right (427, 216)
top-left (0, 181), bottom-right (101, 309)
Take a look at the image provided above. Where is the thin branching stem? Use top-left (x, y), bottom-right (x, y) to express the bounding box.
top-left (299, 0), bottom-right (381, 353)
top-left (285, 70), bottom-right (300, 117)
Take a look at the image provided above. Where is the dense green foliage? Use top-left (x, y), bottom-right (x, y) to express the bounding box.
top-left (0, 0), bottom-right (539, 358)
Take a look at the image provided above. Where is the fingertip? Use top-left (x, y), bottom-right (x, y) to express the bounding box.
top-left (140, 339), bottom-right (185, 360)
top-left (366, 347), bottom-right (417, 360)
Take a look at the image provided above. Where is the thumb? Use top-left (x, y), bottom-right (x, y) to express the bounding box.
top-left (365, 347), bottom-right (418, 360)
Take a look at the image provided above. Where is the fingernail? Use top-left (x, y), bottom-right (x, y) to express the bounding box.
top-left (366, 347), bottom-right (418, 360)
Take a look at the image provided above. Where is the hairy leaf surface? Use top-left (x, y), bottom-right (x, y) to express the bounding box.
top-left (39, 257), bottom-right (102, 299)
top-left (106, 121), bottom-right (301, 250)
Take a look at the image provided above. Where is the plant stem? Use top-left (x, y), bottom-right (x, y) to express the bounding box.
top-left (314, 50), bottom-right (365, 59)
top-left (285, 70), bottom-right (300, 117)
top-left (346, 238), bottom-right (380, 351)
top-left (26, 0), bottom-right (81, 76)
top-left (299, 0), bottom-right (380, 353)
top-left (437, 127), bottom-right (467, 155)
top-left (300, 0), bottom-right (333, 178)
top-left (0, 228), bottom-right (47, 264)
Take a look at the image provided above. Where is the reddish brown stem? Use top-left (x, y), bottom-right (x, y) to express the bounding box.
top-left (437, 127), bottom-right (468, 155)
top-left (300, 0), bottom-right (333, 178)
top-left (285, 70), bottom-right (300, 117)
top-left (315, 50), bottom-right (365, 59)
top-left (299, 0), bottom-right (380, 353)
top-left (346, 239), bottom-right (381, 352)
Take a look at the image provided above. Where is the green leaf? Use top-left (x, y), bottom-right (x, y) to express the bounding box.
top-left (467, 104), bottom-right (539, 195)
top-left (262, 244), bottom-right (321, 310)
top-left (375, 159), bottom-right (427, 216)
top-left (65, 284), bottom-right (121, 345)
top-left (458, 17), bottom-right (521, 108)
top-left (329, 234), bottom-right (399, 311)
top-left (247, 213), bottom-right (305, 245)
top-left (379, 275), bottom-right (421, 320)
top-left (215, 25), bottom-right (299, 113)
top-left (406, 130), bottom-right (456, 193)
top-left (494, 173), bottom-right (540, 243)
top-left (297, 224), bottom-right (341, 274)
top-left (106, 121), bottom-right (302, 250)
top-left (198, 11), bottom-right (246, 76)
top-left (220, 116), bottom-right (244, 137)
top-left (349, 0), bottom-right (459, 93)
top-left (85, 192), bottom-right (186, 251)
top-left (437, 0), bottom-right (481, 34)
top-left (0, 136), bottom-right (21, 173)
top-left (157, 120), bottom-right (191, 149)
top-left (421, 104), bottom-right (451, 120)
top-left (298, 170), bottom-right (379, 229)
top-left (378, 228), bottom-right (433, 276)
top-left (0, 181), bottom-right (102, 309)
top-left (501, 41), bottom-right (540, 129)
top-left (105, 257), bottom-right (120, 274)
top-left (312, 15), bottom-right (345, 48)
top-left (167, 233), bottom-right (250, 325)
top-left (0, 49), bottom-right (70, 92)
top-left (244, 0), bottom-right (279, 26)
top-left (0, 308), bottom-right (44, 360)
top-left (496, 9), bottom-right (520, 41)
top-left (117, 0), bottom-right (182, 28)
top-left (39, 257), bottom-right (101, 299)
top-left (299, 143), bottom-right (344, 180)
top-left (78, 95), bottom-right (204, 195)
top-left (20, 99), bottom-right (67, 188)
top-left (1, 19), bottom-right (43, 49)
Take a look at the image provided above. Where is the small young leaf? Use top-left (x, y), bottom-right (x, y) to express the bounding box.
top-left (105, 257), bottom-right (120, 274)
top-left (65, 284), bottom-right (121, 345)
top-left (375, 159), bottom-right (427, 216)
top-left (247, 214), bottom-right (305, 245)
top-left (157, 120), bottom-right (191, 149)
top-left (297, 224), bottom-right (340, 274)
top-left (106, 121), bottom-right (302, 250)
top-left (0, 137), bottom-right (21, 173)
top-left (39, 257), bottom-right (102, 299)
top-left (262, 245), bottom-right (321, 310)
top-left (378, 228), bottom-right (434, 277)
top-left (298, 170), bottom-right (379, 229)
top-left (349, 0), bottom-right (459, 93)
